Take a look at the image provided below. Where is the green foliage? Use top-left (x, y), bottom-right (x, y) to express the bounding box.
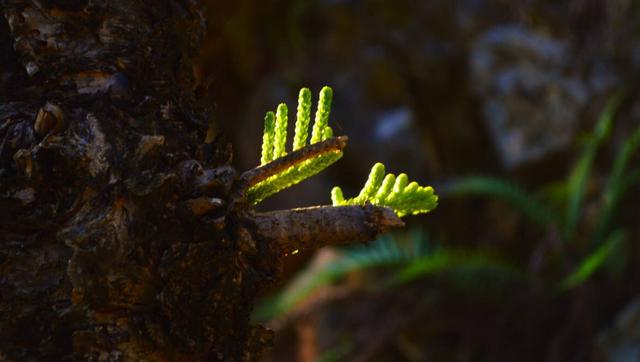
top-left (259, 88), bottom-right (326, 166)
top-left (248, 151), bottom-right (343, 204)
top-left (558, 230), bottom-right (627, 290)
top-left (248, 86), bottom-right (342, 204)
top-left (441, 176), bottom-right (556, 229)
top-left (252, 229), bottom-right (520, 322)
top-left (442, 93), bottom-right (639, 291)
top-left (248, 86), bottom-right (438, 212)
top-left (389, 247), bottom-right (522, 287)
top-left (293, 87), bottom-right (312, 150)
top-left (311, 86), bottom-right (333, 144)
top-left (273, 103), bottom-right (289, 159)
top-left (312, 340), bottom-right (354, 362)
top-left (253, 231), bottom-right (427, 322)
top-left (564, 94), bottom-right (623, 240)
top-left (260, 111), bottom-right (276, 166)
top-left (331, 163), bottom-right (438, 217)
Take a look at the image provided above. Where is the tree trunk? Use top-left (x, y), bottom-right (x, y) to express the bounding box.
top-left (0, 1), bottom-right (401, 360)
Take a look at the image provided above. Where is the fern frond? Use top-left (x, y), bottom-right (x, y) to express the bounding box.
top-left (252, 231), bottom-right (431, 322)
top-left (248, 86), bottom-right (342, 204)
top-left (273, 103), bottom-right (289, 159)
top-left (373, 173), bottom-right (396, 203)
top-left (355, 162), bottom-right (385, 203)
top-left (330, 186), bottom-right (345, 205)
top-left (389, 249), bottom-right (523, 287)
top-left (311, 86), bottom-right (333, 144)
top-left (332, 163), bottom-right (438, 217)
top-left (322, 125), bottom-right (333, 140)
top-left (247, 150), bottom-right (343, 204)
top-left (293, 88), bottom-right (312, 150)
top-left (260, 111), bottom-right (276, 165)
top-left (252, 229), bottom-right (521, 322)
top-left (442, 176), bottom-right (557, 229)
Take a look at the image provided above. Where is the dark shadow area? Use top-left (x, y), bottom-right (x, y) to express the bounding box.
top-left (197, 1), bottom-right (640, 361)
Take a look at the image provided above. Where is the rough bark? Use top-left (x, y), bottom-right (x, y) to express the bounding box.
top-left (0, 1), bottom-right (402, 360)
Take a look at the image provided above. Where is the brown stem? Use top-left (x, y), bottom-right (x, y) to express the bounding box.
top-left (237, 136), bottom-right (348, 193)
top-left (245, 204), bottom-right (404, 252)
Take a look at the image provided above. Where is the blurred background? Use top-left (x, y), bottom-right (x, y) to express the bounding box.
top-left (198, 1), bottom-right (640, 361)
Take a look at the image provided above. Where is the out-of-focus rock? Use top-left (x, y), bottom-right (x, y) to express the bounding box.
top-left (470, 25), bottom-right (589, 168)
top-left (370, 107), bottom-right (425, 175)
top-left (597, 296), bottom-right (640, 362)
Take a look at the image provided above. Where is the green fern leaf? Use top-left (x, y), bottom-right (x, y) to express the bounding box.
top-left (373, 173), bottom-right (396, 204)
top-left (322, 125), bottom-right (333, 140)
top-left (330, 185), bottom-right (345, 205)
top-left (248, 150), bottom-right (343, 204)
top-left (273, 103), bottom-right (289, 159)
top-left (332, 163), bottom-right (438, 217)
top-left (248, 86), bottom-right (342, 204)
top-left (355, 162), bottom-right (385, 203)
top-left (311, 86), bottom-right (333, 144)
top-left (293, 88), bottom-right (312, 150)
top-left (252, 231), bottom-right (430, 322)
top-left (260, 111), bottom-right (276, 165)
top-left (250, 86), bottom-right (440, 212)
top-left (252, 229), bottom-right (521, 322)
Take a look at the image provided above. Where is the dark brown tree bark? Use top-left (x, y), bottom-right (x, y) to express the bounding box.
top-left (0, 1), bottom-right (402, 360)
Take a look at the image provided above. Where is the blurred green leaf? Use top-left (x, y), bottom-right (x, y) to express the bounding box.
top-left (442, 176), bottom-right (557, 229)
top-left (312, 340), bottom-right (353, 362)
top-left (389, 249), bottom-right (524, 287)
top-left (564, 93), bottom-right (624, 240)
top-left (558, 229), bottom-right (627, 291)
top-left (593, 126), bottom-right (640, 244)
top-left (252, 232), bottom-right (427, 323)
top-left (253, 230), bottom-right (523, 323)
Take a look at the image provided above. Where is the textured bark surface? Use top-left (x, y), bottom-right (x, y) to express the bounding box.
top-left (0, 1), bottom-right (402, 360)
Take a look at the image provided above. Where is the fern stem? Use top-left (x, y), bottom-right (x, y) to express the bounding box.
top-left (247, 151), bottom-right (343, 204)
top-left (239, 136), bottom-right (348, 194)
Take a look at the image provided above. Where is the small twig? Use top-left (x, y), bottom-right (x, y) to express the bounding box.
top-left (245, 204), bottom-right (404, 252)
top-left (237, 136), bottom-right (348, 193)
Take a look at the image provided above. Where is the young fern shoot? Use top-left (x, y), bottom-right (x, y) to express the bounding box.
top-left (332, 163), bottom-right (438, 217)
top-left (247, 86), bottom-right (342, 204)
top-left (239, 85), bottom-right (438, 259)
top-left (244, 86), bottom-right (437, 220)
